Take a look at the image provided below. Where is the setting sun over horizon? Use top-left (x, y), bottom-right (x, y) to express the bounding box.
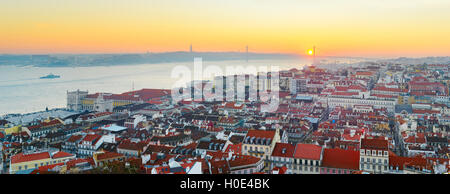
top-left (1, 0), bottom-right (450, 57)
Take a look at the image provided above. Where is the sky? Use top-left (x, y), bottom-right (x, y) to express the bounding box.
top-left (1, 0), bottom-right (450, 57)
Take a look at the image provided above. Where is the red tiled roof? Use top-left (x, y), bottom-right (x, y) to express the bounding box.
top-left (294, 144), bottom-right (322, 160)
top-left (225, 143), bottom-right (242, 154)
top-left (371, 94), bottom-right (398, 98)
top-left (361, 138), bottom-right (388, 150)
top-left (66, 158), bottom-right (95, 170)
top-left (412, 109), bottom-right (440, 114)
top-left (67, 135), bottom-right (83, 143)
top-left (117, 140), bottom-right (147, 151)
top-left (228, 155), bottom-right (261, 168)
top-left (331, 92), bottom-right (359, 96)
top-left (219, 116), bottom-right (237, 123)
top-left (221, 102), bottom-right (244, 109)
top-left (389, 155), bottom-right (430, 170)
top-left (81, 134), bottom-right (102, 144)
top-left (348, 85), bottom-right (367, 91)
top-left (278, 91), bottom-right (291, 98)
top-left (322, 148), bottom-right (359, 170)
top-left (208, 159), bottom-right (230, 174)
top-left (206, 126), bottom-right (224, 132)
top-left (27, 119), bottom-right (63, 131)
top-left (246, 130), bottom-right (276, 139)
top-left (52, 151), bottom-right (74, 159)
top-left (11, 152), bottom-right (51, 164)
top-left (355, 71), bottom-right (374, 76)
top-left (404, 135), bottom-right (426, 144)
top-left (271, 143), bottom-right (296, 158)
top-left (372, 86), bottom-right (407, 93)
top-left (41, 119), bottom-right (62, 127)
top-left (272, 166), bottom-right (288, 174)
top-left (96, 151), bottom-right (124, 160)
top-left (41, 162), bottom-right (65, 170)
top-left (122, 89), bottom-right (171, 101)
top-left (94, 112), bottom-right (113, 117)
top-left (342, 134), bottom-right (361, 142)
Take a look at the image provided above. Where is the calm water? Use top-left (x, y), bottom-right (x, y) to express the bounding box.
top-left (0, 59), bottom-right (311, 115)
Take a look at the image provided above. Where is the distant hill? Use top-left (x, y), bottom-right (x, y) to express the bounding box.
top-left (0, 52), bottom-right (301, 67)
top-left (376, 56), bottom-right (450, 65)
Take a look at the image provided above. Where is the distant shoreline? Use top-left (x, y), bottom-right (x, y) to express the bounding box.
top-left (1, 52), bottom-right (449, 68)
top-left (0, 51), bottom-right (302, 68)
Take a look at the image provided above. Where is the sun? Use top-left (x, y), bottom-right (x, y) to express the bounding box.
top-left (308, 49), bottom-right (314, 55)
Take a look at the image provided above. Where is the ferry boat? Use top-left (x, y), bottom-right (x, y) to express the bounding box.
top-left (40, 73), bottom-right (60, 79)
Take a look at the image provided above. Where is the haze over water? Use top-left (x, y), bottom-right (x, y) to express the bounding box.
top-left (0, 59), bottom-right (309, 115)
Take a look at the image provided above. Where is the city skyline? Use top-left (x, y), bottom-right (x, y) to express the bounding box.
top-left (0, 0), bottom-right (449, 179)
top-left (1, 0), bottom-right (450, 57)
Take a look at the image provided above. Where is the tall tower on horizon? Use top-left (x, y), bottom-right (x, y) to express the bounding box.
top-left (190, 44), bottom-right (193, 53)
top-left (246, 45), bottom-right (248, 62)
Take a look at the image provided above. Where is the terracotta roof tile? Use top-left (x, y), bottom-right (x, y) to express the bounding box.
top-left (11, 152), bottom-right (51, 164)
top-left (271, 143), bottom-right (296, 158)
top-left (294, 144), bottom-right (322, 160)
top-left (322, 148), bottom-right (359, 170)
top-left (52, 151), bottom-right (74, 159)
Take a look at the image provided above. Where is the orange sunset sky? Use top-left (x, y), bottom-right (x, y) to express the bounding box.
top-left (1, 0), bottom-right (450, 57)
